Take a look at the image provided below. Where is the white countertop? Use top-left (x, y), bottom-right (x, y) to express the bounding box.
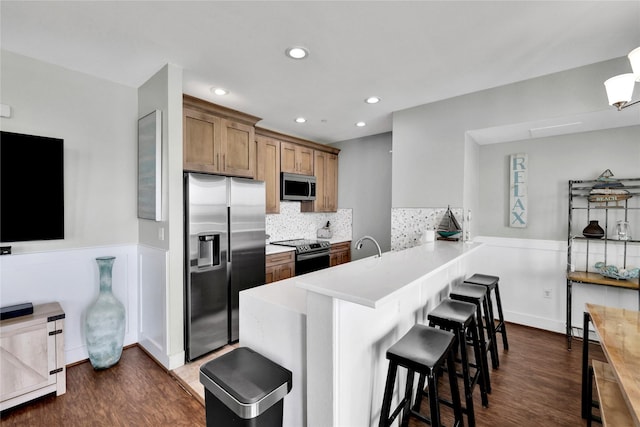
top-left (266, 245), bottom-right (296, 255)
top-left (295, 240), bottom-right (482, 308)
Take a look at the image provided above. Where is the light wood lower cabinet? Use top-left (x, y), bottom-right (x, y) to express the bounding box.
top-left (330, 241), bottom-right (351, 267)
top-left (266, 251), bottom-right (295, 284)
top-left (1, 302), bottom-right (66, 411)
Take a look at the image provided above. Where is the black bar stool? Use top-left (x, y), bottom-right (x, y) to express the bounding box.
top-left (379, 324), bottom-right (463, 427)
top-left (424, 298), bottom-right (489, 427)
top-left (464, 273), bottom-right (509, 351)
top-left (449, 283), bottom-right (498, 376)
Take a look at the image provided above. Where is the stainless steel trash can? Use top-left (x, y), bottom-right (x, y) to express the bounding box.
top-left (199, 347), bottom-right (292, 427)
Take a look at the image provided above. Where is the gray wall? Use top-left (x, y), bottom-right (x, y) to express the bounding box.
top-left (478, 125), bottom-right (640, 240)
top-left (392, 56), bottom-right (635, 212)
top-left (332, 132), bottom-right (392, 259)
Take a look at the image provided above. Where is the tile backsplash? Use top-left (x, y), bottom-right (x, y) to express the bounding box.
top-left (391, 207), bottom-right (465, 251)
top-left (266, 202), bottom-right (352, 242)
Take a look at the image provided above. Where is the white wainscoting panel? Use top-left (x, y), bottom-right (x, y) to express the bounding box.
top-left (0, 245), bottom-right (139, 365)
top-left (137, 244), bottom-right (171, 368)
top-left (469, 236), bottom-right (639, 334)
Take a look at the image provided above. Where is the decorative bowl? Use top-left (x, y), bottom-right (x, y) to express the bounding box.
top-left (594, 262), bottom-right (640, 280)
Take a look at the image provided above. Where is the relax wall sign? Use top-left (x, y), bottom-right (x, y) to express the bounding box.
top-left (509, 153), bottom-right (527, 228)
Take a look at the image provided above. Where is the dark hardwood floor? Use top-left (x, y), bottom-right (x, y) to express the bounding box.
top-left (408, 323), bottom-right (605, 427)
top-left (0, 323), bottom-right (604, 426)
top-left (1, 345), bottom-right (205, 426)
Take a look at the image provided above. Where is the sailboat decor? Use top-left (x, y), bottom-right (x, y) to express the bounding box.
top-left (589, 169), bottom-right (631, 204)
top-left (437, 206), bottom-right (462, 240)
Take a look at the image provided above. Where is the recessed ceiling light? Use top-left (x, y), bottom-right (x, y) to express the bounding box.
top-left (286, 47), bottom-right (309, 60)
top-left (365, 96), bottom-right (381, 104)
top-left (356, 121), bottom-right (366, 127)
top-left (210, 87), bottom-right (228, 96)
top-left (295, 117), bottom-right (307, 123)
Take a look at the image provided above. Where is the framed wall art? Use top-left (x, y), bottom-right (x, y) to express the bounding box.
top-left (137, 110), bottom-right (162, 221)
top-left (509, 153), bottom-right (527, 228)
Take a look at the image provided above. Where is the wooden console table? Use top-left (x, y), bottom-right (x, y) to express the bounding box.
top-left (0, 302), bottom-right (66, 410)
top-left (582, 304), bottom-right (640, 426)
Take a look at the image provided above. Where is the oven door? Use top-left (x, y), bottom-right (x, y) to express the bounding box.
top-left (296, 250), bottom-right (330, 275)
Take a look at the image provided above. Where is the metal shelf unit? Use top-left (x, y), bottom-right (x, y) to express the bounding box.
top-left (566, 178), bottom-right (640, 349)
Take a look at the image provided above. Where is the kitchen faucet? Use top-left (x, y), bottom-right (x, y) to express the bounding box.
top-left (355, 235), bottom-right (382, 258)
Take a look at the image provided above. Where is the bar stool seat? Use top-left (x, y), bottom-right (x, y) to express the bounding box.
top-left (426, 298), bottom-right (489, 427)
top-left (379, 325), bottom-right (463, 427)
top-left (450, 283), bottom-right (499, 374)
top-left (464, 273), bottom-right (509, 351)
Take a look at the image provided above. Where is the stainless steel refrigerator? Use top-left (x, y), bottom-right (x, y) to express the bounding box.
top-left (184, 173), bottom-right (265, 361)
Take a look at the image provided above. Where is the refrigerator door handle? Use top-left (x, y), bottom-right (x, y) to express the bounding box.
top-left (197, 234), bottom-right (220, 269)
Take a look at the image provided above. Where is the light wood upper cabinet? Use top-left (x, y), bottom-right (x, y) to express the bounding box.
top-left (256, 134), bottom-right (280, 214)
top-left (302, 150), bottom-right (338, 212)
top-left (324, 152), bottom-right (338, 211)
top-left (183, 95), bottom-right (260, 178)
top-left (280, 142), bottom-right (313, 175)
top-left (221, 120), bottom-right (255, 178)
top-left (183, 109), bottom-right (222, 174)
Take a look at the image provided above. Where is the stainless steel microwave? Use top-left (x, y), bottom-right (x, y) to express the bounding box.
top-left (281, 172), bottom-right (316, 201)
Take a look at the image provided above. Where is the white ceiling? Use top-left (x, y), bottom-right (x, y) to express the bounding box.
top-left (1, 1), bottom-right (639, 144)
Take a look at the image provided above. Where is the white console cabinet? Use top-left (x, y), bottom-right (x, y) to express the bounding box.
top-left (1, 302), bottom-right (66, 410)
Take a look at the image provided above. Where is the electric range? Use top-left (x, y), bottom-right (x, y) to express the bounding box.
top-left (270, 238), bottom-right (331, 275)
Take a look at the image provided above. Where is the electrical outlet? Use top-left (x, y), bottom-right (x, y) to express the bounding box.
top-left (543, 288), bottom-right (552, 299)
top-left (158, 227), bottom-right (165, 241)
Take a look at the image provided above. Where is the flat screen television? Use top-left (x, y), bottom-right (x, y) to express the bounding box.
top-left (0, 131), bottom-right (64, 242)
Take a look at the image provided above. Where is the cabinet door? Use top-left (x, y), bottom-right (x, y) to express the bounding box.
top-left (266, 252), bottom-right (295, 283)
top-left (0, 321), bottom-right (56, 403)
top-left (315, 151), bottom-right (327, 210)
top-left (280, 142), bottom-right (298, 173)
top-left (221, 119), bottom-right (255, 178)
top-left (277, 262), bottom-right (295, 281)
top-left (183, 109), bottom-right (222, 173)
top-left (330, 242), bottom-right (351, 266)
top-left (330, 252), bottom-right (339, 267)
top-left (297, 146), bottom-right (314, 175)
top-left (324, 153), bottom-right (338, 212)
top-left (256, 135), bottom-right (280, 213)
top-left (265, 265), bottom-right (277, 284)
top-left (302, 151), bottom-right (338, 213)
top-left (280, 142), bottom-right (314, 175)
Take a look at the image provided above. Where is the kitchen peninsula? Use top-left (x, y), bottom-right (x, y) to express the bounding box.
top-left (239, 240), bottom-right (483, 427)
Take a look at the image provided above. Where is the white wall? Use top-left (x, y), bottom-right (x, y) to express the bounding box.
top-left (0, 50), bottom-right (139, 253)
top-left (468, 237), bottom-right (639, 334)
top-left (0, 246), bottom-right (139, 364)
top-left (0, 50), bottom-right (139, 365)
top-left (137, 63), bottom-right (185, 369)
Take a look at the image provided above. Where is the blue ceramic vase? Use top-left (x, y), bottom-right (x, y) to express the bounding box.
top-left (85, 256), bottom-right (125, 369)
